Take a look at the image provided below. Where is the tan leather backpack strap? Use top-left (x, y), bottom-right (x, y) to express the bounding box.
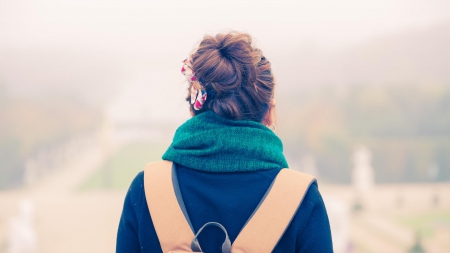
top-left (144, 161), bottom-right (195, 252)
top-left (232, 169), bottom-right (316, 253)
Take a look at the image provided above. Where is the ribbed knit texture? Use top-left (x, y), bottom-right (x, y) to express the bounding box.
top-left (162, 111), bottom-right (288, 172)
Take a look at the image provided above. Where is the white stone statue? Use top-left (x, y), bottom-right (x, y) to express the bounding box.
top-left (352, 145), bottom-right (375, 194)
top-left (8, 199), bottom-right (37, 253)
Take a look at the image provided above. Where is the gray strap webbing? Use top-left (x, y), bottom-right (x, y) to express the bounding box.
top-left (191, 222), bottom-right (231, 253)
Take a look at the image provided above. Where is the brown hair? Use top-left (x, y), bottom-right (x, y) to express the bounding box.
top-left (187, 31), bottom-right (275, 122)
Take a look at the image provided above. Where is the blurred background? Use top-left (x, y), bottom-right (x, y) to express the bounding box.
top-left (1, 0), bottom-right (449, 252)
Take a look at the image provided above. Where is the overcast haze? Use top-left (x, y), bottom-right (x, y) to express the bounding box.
top-left (1, 0), bottom-right (450, 49)
top-left (1, 0), bottom-right (449, 122)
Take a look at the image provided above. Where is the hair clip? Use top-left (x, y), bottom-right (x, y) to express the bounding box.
top-left (182, 57), bottom-right (207, 110)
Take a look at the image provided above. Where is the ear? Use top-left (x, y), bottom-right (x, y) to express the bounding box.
top-left (262, 99), bottom-right (276, 126)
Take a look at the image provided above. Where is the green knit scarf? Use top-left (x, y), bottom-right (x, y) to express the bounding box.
top-left (162, 111), bottom-right (289, 172)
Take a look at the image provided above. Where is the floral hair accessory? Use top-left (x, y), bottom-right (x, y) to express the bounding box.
top-left (181, 58), bottom-right (207, 110)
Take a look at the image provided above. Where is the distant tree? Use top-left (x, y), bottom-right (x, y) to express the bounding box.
top-left (408, 233), bottom-right (426, 253)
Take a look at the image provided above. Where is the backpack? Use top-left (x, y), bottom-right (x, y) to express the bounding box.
top-left (144, 161), bottom-right (316, 253)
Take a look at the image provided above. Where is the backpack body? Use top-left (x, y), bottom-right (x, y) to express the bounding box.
top-left (144, 161), bottom-right (316, 253)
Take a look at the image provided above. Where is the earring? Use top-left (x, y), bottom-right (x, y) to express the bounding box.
top-left (266, 123), bottom-right (276, 132)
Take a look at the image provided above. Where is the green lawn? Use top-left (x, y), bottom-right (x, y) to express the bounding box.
top-left (397, 212), bottom-right (450, 237)
top-left (80, 141), bottom-right (169, 190)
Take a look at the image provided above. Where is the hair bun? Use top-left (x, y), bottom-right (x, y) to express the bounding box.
top-left (193, 32), bottom-right (260, 90)
top-left (189, 31), bottom-right (275, 121)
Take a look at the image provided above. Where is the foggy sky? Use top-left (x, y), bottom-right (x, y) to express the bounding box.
top-left (1, 0), bottom-right (449, 122)
top-left (1, 0), bottom-right (449, 51)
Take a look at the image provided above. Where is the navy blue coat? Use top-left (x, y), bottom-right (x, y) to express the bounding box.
top-left (116, 163), bottom-right (333, 253)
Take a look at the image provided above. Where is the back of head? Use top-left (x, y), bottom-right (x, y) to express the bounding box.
top-left (187, 31), bottom-right (275, 122)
